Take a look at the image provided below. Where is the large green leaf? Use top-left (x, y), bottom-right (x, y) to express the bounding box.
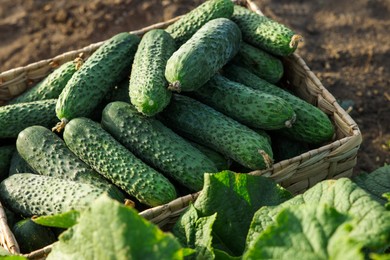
top-left (173, 204), bottom-right (216, 260)
top-left (47, 195), bottom-right (184, 260)
top-left (192, 170), bottom-right (292, 255)
top-left (246, 178), bottom-right (390, 251)
top-left (243, 204), bottom-right (364, 260)
top-left (32, 210), bottom-right (80, 229)
top-left (353, 165), bottom-right (390, 204)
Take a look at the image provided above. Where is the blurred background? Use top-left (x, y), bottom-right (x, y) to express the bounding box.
top-left (0, 0), bottom-right (389, 174)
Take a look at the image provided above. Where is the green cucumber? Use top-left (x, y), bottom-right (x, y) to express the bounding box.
top-left (16, 125), bottom-right (124, 201)
top-left (191, 74), bottom-right (296, 130)
top-left (63, 117), bottom-right (176, 206)
top-left (55, 33), bottom-right (140, 130)
top-left (165, 18), bottom-right (241, 92)
top-left (12, 219), bottom-right (56, 253)
top-left (231, 42), bottom-right (284, 83)
top-left (159, 94), bottom-right (273, 170)
top-left (0, 145), bottom-right (15, 181)
top-left (223, 65), bottom-right (335, 144)
top-left (129, 29), bottom-right (176, 116)
top-left (9, 59), bottom-right (80, 105)
top-left (8, 151), bottom-right (35, 176)
top-left (0, 173), bottom-right (114, 217)
top-left (165, 0), bottom-right (234, 46)
top-left (101, 101), bottom-right (218, 191)
top-left (187, 140), bottom-right (231, 171)
top-left (0, 99), bottom-right (57, 138)
top-left (231, 5), bottom-right (302, 56)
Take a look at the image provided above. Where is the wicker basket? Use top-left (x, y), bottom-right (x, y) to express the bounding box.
top-left (0, 0), bottom-right (362, 258)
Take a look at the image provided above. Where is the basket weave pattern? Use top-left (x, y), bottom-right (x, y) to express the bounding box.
top-left (0, 1), bottom-right (362, 257)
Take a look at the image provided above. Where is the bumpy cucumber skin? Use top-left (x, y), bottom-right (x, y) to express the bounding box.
top-left (16, 125), bottom-right (124, 201)
top-left (129, 30), bottom-right (176, 116)
top-left (0, 99), bottom-right (57, 138)
top-left (187, 140), bottom-right (231, 171)
top-left (165, 18), bottom-right (242, 92)
top-left (165, 0), bottom-right (234, 46)
top-left (0, 145), bottom-right (15, 181)
top-left (231, 42), bottom-right (284, 83)
top-left (159, 94), bottom-right (273, 170)
top-left (192, 74), bottom-right (296, 130)
top-left (101, 101), bottom-right (218, 191)
top-left (223, 65), bottom-right (335, 144)
top-left (13, 219), bottom-right (56, 254)
top-left (63, 117), bottom-right (177, 207)
top-left (56, 33), bottom-right (140, 121)
top-left (8, 151), bottom-right (35, 176)
top-left (9, 61), bottom-right (77, 105)
top-left (231, 6), bottom-right (298, 56)
top-left (0, 173), bottom-right (111, 217)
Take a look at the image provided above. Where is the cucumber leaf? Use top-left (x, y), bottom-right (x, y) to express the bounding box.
top-left (47, 195), bottom-right (184, 260)
top-left (353, 164), bottom-right (390, 204)
top-left (384, 193), bottom-right (390, 210)
top-left (173, 204), bottom-right (217, 259)
top-left (192, 170), bottom-right (292, 255)
top-left (32, 210), bottom-right (80, 229)
top-left (243, 204), bottom-right (364, 260)
top-left (246, 178), bottom-right (390, 251)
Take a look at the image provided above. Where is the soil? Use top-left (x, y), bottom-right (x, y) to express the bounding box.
top-left (0, 0), bottom-right (389, 174)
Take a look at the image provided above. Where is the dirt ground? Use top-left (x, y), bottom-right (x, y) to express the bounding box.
top-left (0, 0), bottom-right (389, 174)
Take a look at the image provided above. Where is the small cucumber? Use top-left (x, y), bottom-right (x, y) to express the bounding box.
top-left (101, 101), bottom-right (218, 191)
top-left (231, 5), bottom-right (302, 56)
top-left (231, 42), bottom-right (284, 83)
top-left (191, 74), bottom-right (296, 130)
top-left (12, 219), bottom-right (56, 254)
top-left (165, 0), bottom-right (234, 46)
top-left (0, 145), bottom-right (15, 181)
top-left (159, 94), bottom-right (273, 170)
top-left (55, 33), bottom-right (140, 131)
top-left (223, 65), bottom-right (335, 144)
top-left (0, 99), bottom-right (57, 138)
top-left (0, 173), bottom-right (115, 217)
top-left (165, 18), bottom-right (241, 92)
top-left (129, 29), bottom-right (176, 116)
top-left (9, 59), bottom-right (80, 104)
top-left (16, 125), bottom-right (124, 201)
top-left (63, 117), bottom-right (177, 206)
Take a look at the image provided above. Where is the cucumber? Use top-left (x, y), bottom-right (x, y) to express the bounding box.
top-left (231, 42), bottom-right (284, 83)
top-left (165, 18), bottom-right (241, 92)
top-left (55, 33), bottom-right (140, 131)
top-left (129, 29), bottom-right (176, 116)
top-left (0, 99), bottom-right (57, 138)
top-left (165, 0), bottom-right (234, 46)
top-left (8, 151), bottom-right (35, 176)
top-left (0, 173), bottom-right (114, 216)
top-left (12, 219), bottom-right (56, 253)
top-left (159, 94), bottom-right (273, 170)
top-left (191, 74), bottom-right (296, 130)
top-left (16, 125), bottom-right (124, 201)
top-left (9, 59), bottom-right (80, 105)
top-left (231, 5), bottom-right (302, 56)
top-left (0, 145), bottom-right (15, 181)
top-left (101, 101), bottom-right (218, 191)
top-left (223, 64), bottom-right (335, 144)
top-left (63, 117), bottom-right (177, 206)
top-left (187, 140), bottom-right (231, 171)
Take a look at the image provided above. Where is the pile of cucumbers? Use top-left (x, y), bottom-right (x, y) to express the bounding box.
top-left (0, 0), bottom-right (335, 230)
